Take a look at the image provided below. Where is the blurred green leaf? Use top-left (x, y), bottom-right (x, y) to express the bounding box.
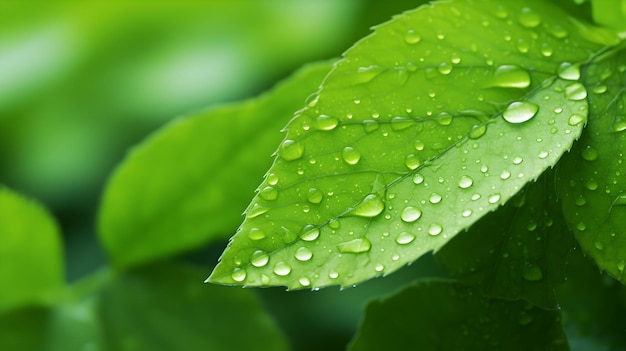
top-left (437, 171), bottom-right (575, 309)
top-left (98, 60), bottom-right (333, 269)
top-left (209, 0), bottom-right (606, 289)
top-left (98, 263), bottom-right (288, 351)
top-left (0, 306), bottom-right (50, 350)
top-left (557, 47), bottom-right (626, 283)
top-left (348, 280), bottom-right (568, 351)
top-left (590, 0), bottom-right (626, 30)
top-left (0, 186), bottom-right (63, 313)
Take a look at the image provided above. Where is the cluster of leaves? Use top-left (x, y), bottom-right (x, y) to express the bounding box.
top-left (2, 0), bottom-right (626, 350)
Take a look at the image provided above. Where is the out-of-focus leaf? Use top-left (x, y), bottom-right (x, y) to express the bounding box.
top-left (0, 186), bottom-right (63, 313)
top-left (348, 280), bottom-right (568, 351)
top-left (98, 263), bottom-right (288, 351)
top-left (437, 171), bottom-right (575, 309)
top-left (209, 0), bottom-right (608, 290)
top-left (557, 47), bottom-right (626, 283)
top-left (98, 60), bottom-right (333, 269)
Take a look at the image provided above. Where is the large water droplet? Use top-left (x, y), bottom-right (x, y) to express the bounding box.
top-left (248, 204), bottom-right (270, 219)
top-left (395, 232), bottom-right (416, 245)
top-left (438, 62), bottom-right (453, 75)
top-left (565, 82), bottom-right (587, 101)
top-left (401, 206), bottom-right (422, 223)
top-left (299, 277), bottom-right (311, 287)
top-left (251, 250), bottom-right (269, 267)
top-left (329, 270), bottom-right (339, 279)
top-left (356, 65), bottom-right (385, 84)
top-left (469, 124), bottom-right (487, 139)
top-left (503, 101), bottom-right (539, 123)
top-left (405, 154), bottom-right (421, 170)
top-left (337, 238), bottom-right (372, 253)
top-left (316, 114), bottom-right (339, 131)
top-left (428, 223), bottom-right (443, 236)
top-left (259, 186), bottom-right (278, 201)
top-left (458, 175), bottom-right (474, 189)
top-left (279, 139), bottom-right (304, 161)
top-left (557, 62), bottom-right (581, 80)
top-left (391, 117), bottom-right (413, 130)
top-left (273, 262), bottom-right (292, 276)
top-left (295, 247), bottom-right (313, 261)
top-left (231, 268), bottom-right (247, 282)
top-left (413, 174), bottom-right (425, 185)
top-left (568, 113), bottom-right (586, 126)
top-left (351, 194), bottom-right (385, 217)
top-left (500, 170), bottom-right (511, 180)
top-left (517, 7), bottom-right (541, 28)
top-left (491, 65), bottom-right (531, 88)
top-left (429, 193), bottom-right (442, 204)
top-left (488, 193), bottom-right (501, 204)
top-left (405, 29), bottom-right (421, 44)
top-left (307, 188), bottom-right (324, 204)
top-left (342, 147), bottom-right (361, 165)
top-left (301, 225), bottom-right (320, 241)
top-left (581, 145), bottom-right (598, 161)
top-left (248, 227), bottom-right (266, 240)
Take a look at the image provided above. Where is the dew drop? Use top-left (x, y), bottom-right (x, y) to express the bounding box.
top-left (581, 145), bottom-right (598, 161)
top-left (538, 151), bottom-right (549, 159)
top-left (401, 206), bottom-right (422, 223)
top-left (342, 146), bottom-right (361, 165)
top-left (307, 188), bottom-right (324, 204)
top-left (375, 264), bottom-right (385, 272)
top-left (503, 101), bottom-right (539, 123)
top-left (429, 193), bottom-right (443, 204)
top-left (565, 82), bottom-right (587, 101)
top-left (364, 120), bottom-right (379, 133)
top-left (458, 175), bottom-right (474, 189)
top-left (391, 116), bottom-right (413, 130)
top-left (413, 174), bottom-right (425, 185)
top-left (415, 140), bottom-right (425, 151)
top-left (278, 139), bottom-right (304, 161)
top-left (428, 223), bottom-right (443, 236)
top-left (522, 264), bottom-right (543, 281)
top-left (267, 173), bottom-right (279, 185)
top-left (405, 154), bottom-right (421, 170)
top-left (592, 84), bottom-right (608, 94)
top-left (301, 226), bottom-right (320, 241)
top-left (488, 193), bottom-right (501, 204)
top-left (500, 170), bottom-right (511, 180)
top-left (251, 250), bottom-right (269, 267)
top-left (316, 114), bottom-right (339, 130)
top-left (395, 231), bottom-right (416, 245)
top-left (557, 62), bottom-right (581, 81)
top-left (329, 270), bottom-right (339, 279)
top-left (614, 120), bottom-right (626, 132)
top-left (299, 277), bottom-right (311, 287)
top-left (405, 29), bottom-right (422, 44)
top-left (540, 43), bottom-right (553, 57)
top-left (513, 156), bottom-right (523, 165)
top-left (273, 261), bottom-right (292, 276)
top-left (469, 124), bottom-right (487, 139)
top-left (585, 180), bottom-right (598, 191)
top-left (231, 268), bottom-right (247, 282)
top-left (568, 113), bottom-right (586, 126)
top-left (248, 227), bottom-right (266, 240)
top-left (337, 238), bottom-right (372, 253)
top-left (295, 247), bottom-right (313, 261)
top-left (438, 62), bottom-right (453, 75)
top-left (491, 65), bottom-right (531, 88)
top-left (356, 65), bottom-right (385, 83)
top-left (594, 241), bottom-right (604, 251)
top-left (577, 222), bottom-right (587, 231)
top-left (618, 260), bottom-right (626, 273)
top-left (259, 186), bottom-right (278, 201)
top-left (462, 209), bottom-right (473, 217)
top-left (351, 194), bottom-right (385, 217)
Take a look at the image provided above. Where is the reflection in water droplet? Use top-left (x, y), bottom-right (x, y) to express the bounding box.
top-left (539, 151), bottom-right (549, 159)
top-left (295, 247), bottom-right (313, 261)
top-left (337, 238), bottom-right (372, 253)
top-left (279, 139), bottom-right (304, 161)
top-left (401, 206), bottom-right (422, 223)
top-left (375, 264), bottom-right (385, 272)
top-left (248, 227), bottom-right (266, 240)
top-left (316, 115), bottom-right (339, 130)
top-left (342, 147), bottom-right (361, 165)
top-left (273, 261), bottom-right (292, 276)
top-left (491, 65), bottom-right (531, 88)
top-left (415, 140), bottom-right (425, 151)
top-left (395, 232), bottom-right (415, 245)
top-left (557, 62), bottom-right (581, 80)
top-left (541, 43), bottom-right (553, 57)
top-left (513, 156), bottom-right (523, 165)
top-left (428, 223), bottom-right (443, 236)
top-left (518, 7), bottom-right (541, 28)
top-left (565, 82), bottom-right (587, 101)
top-left (251, 250), bottom-right (270, 267)
top-left (267, 173), bottom-right (279, 185)
top-left (503, 101), bottom-right (539, 123)
top-left (458, 175), bottom-right (474, 189)
top-left (352, 194), bottom-right (385, 217)
top-left (231, 268), bottom-right (247, 282)
top-left (581, 145), bottom-right (598, 161)
top-left (307, 188), bottom-right (324, 204)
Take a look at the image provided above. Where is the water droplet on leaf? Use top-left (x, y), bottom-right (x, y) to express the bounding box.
top-left (316, 115), bottom-right (339, 130)
top-left (458, 175), bottom-right (474, 189)
top-left (301, 226), bottom-right (320, 241)
top-left (568, 114), bottom-right (586, 126)
top-left (557, 62), bottom-right (581, 80)
top-left (518, 7), bottom-right (541, 28)
top-left (251, 250), bottom-right (269, 267)
top-left (401, 206), bottom-right (422, 222)
top-left (351, 194), bottom-right (385, 217)
top-left (307, 188), bottom-right (324, 204)
top-left (491, 65), bottom-right (531, 88)
top-left (395, 232), bottom-right (415, 245)
top-left (248, 227), bottom-right (266, 240)
top-left (337, 238), bottom-right (372, 253)
top-left (342, 147), bottom-right (361, 165)
top-left (581, 145), bottom-right (598, 161)
top-left (522, 264), bottom-right (543, 281)
top-left (428, 223), bottom-right (443, 236)
top-left (405, 29), bottom-right (421, 44)
top-left (279, 139), bottom-right (304, 161)
top-left (295, 247), bottom-right (313, 261)
top-left (273, 262), bottom-right (292, 276)
top-left (503, 101), bottom-right (538, 124)
top-left (259, 186), bottom-right (278, 201)
top-left (231, 268), bottom-right (247, 282)
top-left (565, 82), bottom-right (587, 101)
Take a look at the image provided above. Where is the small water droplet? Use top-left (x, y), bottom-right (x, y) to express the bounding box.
top-left (279, 139), bottom-right (304, 161)
top-left (488, 193), bottom-right (501, 204)
top-left (395, 231), bottom-right (416, 244)
top-left (375, 264), bottom-right (385, 272)
top-left (540, 43), bottom-right (553, 57)
top-left (565, 82), bottom-right (587, 101)
top-left (594, 241), bottom-right (604, 251)
top-left (577, 222), bottom-right (587, 231)
top-left (356, 65), bottom-right (385, 83)
top-left (429, 193), bottom-right (442, 204)
top-left (581, 145), bottom-right (598, 161)
top-left (458, 175), bottom-right (474, 189)
top-left (295, 247), bottom-right (313, 261)
top-left (316, 114), bottom-right (339, 130)
top-left (503, 101), bottom-right (539, 124)
top-left (301, 225), bottom-right (320, 241)
top-left (273, 261), bottom-right (292, 276)
top-left (405, 154), bottom-right (421, 170)
top-left (516, 38), bottom-right (529, 53)
top-left (267, 173), bottom-right (279, 185)
top-left (538, 151), bottom-right (549, 159)
top-left (391, 116), bottom-right (413, 130)
top-left (438, 62), bottom-right (452, 75)
top-left (329, 270), bottom-right (339, 279)
top-left (522, 264), bottom-right (543, 281)
top-left (413, 174), bottom-right (425, 185)
top-left (491, 65), bottom-right (531, 88)
top-left (259, 186), bottom-right (278, 201)
top-left (462, 209), bottom-right (473, 217)
top-left (364, 120), bottom-right (379, 133)
top-left (307, 188), bottom-right (324, 204)
top-left (251, 250), bottom-right (269, 267)
top-left (342, 147), bottom-right (361, 165)
top-left (414, 140), bottom-right (425, 151)
top-left (351, 194), bottom-right (385, 217)
top-left (618, 260), bottom-right (626, 273)
top-left (299, 277), bottom-right (311, 287)
top-left (585, 180), bottom-right (598, 191)
top-left (513, 156), bottom-right (523, 165)
top-left (469, 124), bottom-right (487, 139)
top-left (614, 120), bottom-right (626, 132)
top-left (405, 29), bottom-right (421, 44)
top-left (500, 170), bottom-right (511, 180)
top-left (401, 206), bottom-right (422, 223)
top-left (557, 62), bottom-right (581, 80)
top-left (428, 223), bottom-right (443, 236)
top-left (248, 227), bottom-right (266, 240)
top-left (337, 238), bottom-right (372, 253)
top-left (231, 268), bottom-right (247, 282)
top-left (568, 113), bottom-right (586, 126)
top-left (518, 7), bottom-right (541, 28)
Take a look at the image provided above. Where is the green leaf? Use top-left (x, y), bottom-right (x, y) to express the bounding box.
top-left (436, 171), bottom-right (574, 309)
top-left (0, 186), bottom-right (63, 313)
top-left (557, 46), bottom-right (626, 282)
top-left (348, 280), bottom-right (568, 351)
top-left (591, 0), bottom-right (626, 31)
top-left (97, 263), bottom-right (288, 351)
top-left (209, 0), bottom-right (609, 289)
top-left (98, 60), bottom-right (333, 269)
